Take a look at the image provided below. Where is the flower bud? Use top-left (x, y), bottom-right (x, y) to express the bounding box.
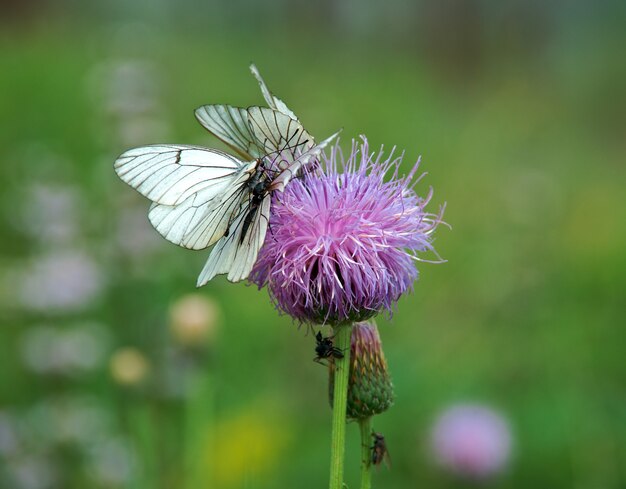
top-left (329, 321), bottom-right (394, 419)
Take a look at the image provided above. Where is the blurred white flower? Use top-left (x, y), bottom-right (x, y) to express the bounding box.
top-left (87, 57), bottom-right (170, 147)
top-left (25, 396), bottom-right (111, 448)
top-left (87, 436), bottom-right (136, 487)
top-left (17, 251), bottom-right (105, 313)
top-left (60, 323), bottom-right (110, 371)
top-left (6, 454), bottom-right (58, 489)
top-left (19, 184), bottom-right (81, 245)
top-left (430, 403), bottom-right (513, 479)
top-left (90, 59), bottom-right (161, 117)
top-left (0, 411), bottom-right (20, 456)
top-left (21, 323), bottom-right (109, 376)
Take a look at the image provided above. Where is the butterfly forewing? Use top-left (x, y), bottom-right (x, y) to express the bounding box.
top-left (114, 145), bottom-right (244, 206)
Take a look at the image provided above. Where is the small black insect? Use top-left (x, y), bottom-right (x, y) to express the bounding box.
top-left (313, 331), bottom-right (344, 364)
top-left (371, 432), bottom-right (391, 468)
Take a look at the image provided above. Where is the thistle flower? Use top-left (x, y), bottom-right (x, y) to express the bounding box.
top-left (250, 137), bottom-right (443, 325)
top-left (329, 321), bottom-right (394, 419)
top-left (430, 404), bottom-right (513, 480)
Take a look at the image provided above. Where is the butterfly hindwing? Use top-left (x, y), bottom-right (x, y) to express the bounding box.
top-left (148, 188), bottom-right (223, 248)
top-left (175, 163), bottom-right (256, 250)
top-left (147, 174), bottom-right (246, 251)
top-left (196, 194), bottom-right (271, 285)
top-left (269, 129), bottom-right (341, 192)
top-left (246, 107), bottom-right (313, 168)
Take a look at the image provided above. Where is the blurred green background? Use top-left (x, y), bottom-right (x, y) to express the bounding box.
top-left (1, 1), bottom-right (624, 488)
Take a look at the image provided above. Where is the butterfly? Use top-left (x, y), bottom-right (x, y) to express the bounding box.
top-left (114, 66), bottom-right (338, 285)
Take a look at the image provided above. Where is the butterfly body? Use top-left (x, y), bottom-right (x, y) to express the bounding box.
top-left (240, 164), bottom-right (272, 244)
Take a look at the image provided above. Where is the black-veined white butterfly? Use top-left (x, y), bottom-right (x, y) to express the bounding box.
top-left (114, 67), bottom-right (338, 285)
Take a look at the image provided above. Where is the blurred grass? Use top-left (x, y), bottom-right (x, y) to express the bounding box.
top-left (0, 9), bottom-right (625, 489)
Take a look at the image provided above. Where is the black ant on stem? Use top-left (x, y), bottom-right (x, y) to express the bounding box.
top-left (313, 331), bottom-right (344, 364)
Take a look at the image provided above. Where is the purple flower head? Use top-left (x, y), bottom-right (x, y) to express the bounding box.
top-left (430, 404), bottom-right (513, 480)
top-left (250, 137), bottom-right (444, 325)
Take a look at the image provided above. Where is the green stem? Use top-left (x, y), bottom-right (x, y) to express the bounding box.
top-left (328, 323), bottom-right (352, 489)
top-left (359, 417), bottom-right (372, 489)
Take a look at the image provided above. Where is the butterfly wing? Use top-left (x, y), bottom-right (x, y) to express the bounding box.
top-left (172, 165), bottom-right (256, 250)
top-left (194, 105), bottom-right (265, 160)
top-left (269, 129), bottom-right (341, 192)
top-left (114, 145), bottom-right (245, 206)
top-left (195, 69), bottom-right (314, 172)
top-left (115, 144), bottom-right (256, 249)
top-left (195, 102), bottom-right (315, 175)
top-left (246, 107), bottom-right (315, 170)
top-left (147, 161), bottom-right (256, 250)
top-left (249, 64), bottom-right (299, 121)
top-left (196, 194), bottom-right (271, 285)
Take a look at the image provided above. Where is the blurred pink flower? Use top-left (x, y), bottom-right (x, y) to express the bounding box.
top-left (430, 403), bottom-right (513, 479)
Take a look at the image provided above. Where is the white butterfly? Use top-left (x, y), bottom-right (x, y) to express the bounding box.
top-left (115, 67), bottom-right (338, 285)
